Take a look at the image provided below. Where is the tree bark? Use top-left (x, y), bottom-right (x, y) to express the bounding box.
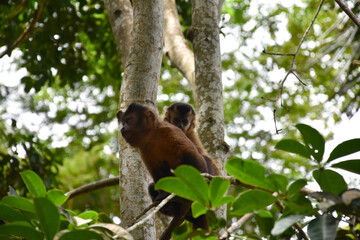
top-left (103, 0), bottom-right (133, 69)
top-left (116, 0), bottom-right (164, 239)
top-left (190, 0), bottom-right (228, 171)
top-left (163, 0), bottom-right (197, 100)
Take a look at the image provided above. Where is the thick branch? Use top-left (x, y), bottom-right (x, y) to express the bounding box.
top-left (163, 0), bottom-right (196, 98)
top-left (335, 0), bottom-right (360, 28)
top-left (65, 177), bottom-right (119, 201)
top-left (0, 0), bottom-right (46, 59)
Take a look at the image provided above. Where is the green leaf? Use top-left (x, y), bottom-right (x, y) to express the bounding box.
top-left (58, 230), bottom-right (103, 240)
top-left (225, 158), bottom-right (276, 191)
top-left (307, 214), bottom-right (338, 240)
top-left (331, 160), bottom-right (360, 175)
top-left (268, 174), bottom-right (288, 193)
top-left (155, 177), bottom-right (201, 203)
top-left (34, 198), bottom-right (60, 240)
top-left (296, 124), bottom-right (325, 163)
top-left (283, 194), bottom-right (315, 216)
top-left (275, 139), bottom-right (310, 158)
top-left (0, 223), bottom-right (42, 240)
top-left (313, 169), bottom-right (347, 195)
top-left (271, 214), bottom-right (305, 235)
top-left (287, 179), bottom-right (307, 196)
top-left (20, 170), bottom-right (46, 198)
top-left (0, 204), bottom-right (26, 222)
top-left (327, 139), bottom-right (360, 163)
top-left (47, 189), bottom-right (68, 206)
top-left (191, 202), bottom-right (207, 218)
top-left (255, 211), bottom-right (274, 236)
top-left (209, 177), bottom-right (234, 208)
top-left (174, 166), bottom-right (209, 204)
top-left (0, 196), bottom-right (35, 212)
top-left (156, 166), bottom-right (209, 206)
top-left (231, 190), bottom-right (276, 216)
top-left (78, 210), bottom-right (98, 221)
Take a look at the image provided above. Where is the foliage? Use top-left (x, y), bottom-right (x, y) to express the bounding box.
top-left (1, 0), bottom-right (360, 239)
top-left (0, 170), bottom-right (131, 240)
top-left (1, 124), bottom-right (360, 239)
top-left (0, 117), bottom-right (63, 198)
top-left (156, 124), bottom-right (360, 239)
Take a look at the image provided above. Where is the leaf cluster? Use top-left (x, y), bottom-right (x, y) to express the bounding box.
top-left (0, 170), bottom-right (130, 240)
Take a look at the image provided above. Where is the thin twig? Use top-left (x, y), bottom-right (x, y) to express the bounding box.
top-left (0, 0), bottom-right (46, 59)
top-left (262, 49), bottom-right (295, 56)
top-left (126, 193), bottom-right (176, 232)
top-left (129, 201), bottom-right (160, 226)
top-left (335, 0), bottom-right (360, 28)
top-left (219, 213), bottom-right (253, 239)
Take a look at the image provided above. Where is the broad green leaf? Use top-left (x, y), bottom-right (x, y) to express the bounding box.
top-left (225, 158), bottom-right (276, 191)
top-left (255, 211), bottom-right (274, 236)
top-left (313, 169), bottom-right (347, 195)
top-left (47, 189), bottom-right (68, 206)
top-left (231, 190), bottom-right (276, 216)
top-left (209, 177), bottom-right (233, 208)
top-left (296, 124), bottom-right (325, 163)
top-left (34, 198), bottom-right (59, 240)
top-left (275, 139), bottom-right (310, 158)
top-left (283, 194), bottom-right (315, 216)
top-left (58, 230), bottom-right (103, 240)
top-left (0, 204), bottom-right (26, 222)
top-left (327, 139), bottom-right (360, 163)
top-left (78, 210), bottom-right (98, 221)
top-left (155, 177), bottom-right (201, 203)
top-left (287, 179), bottom-right (307, 196)
top-left (307, 214), bottom-right (338, 240)
top-left (271, 214), bottom-right (305, 235)
top-left (0, 223), bottom-right (42, 240)
top-left (331, 160), bottom-right (360, 175)
top-left (191, 202), bottom-right (207, 218)
top-left (20, 170), bottom-right (46, 198)
top-left (0, 196), bottom-right (35, 212)
top-left (174, 166), bottom-right (209, 204)
top-left (268, 174), bottom-right (288, 193)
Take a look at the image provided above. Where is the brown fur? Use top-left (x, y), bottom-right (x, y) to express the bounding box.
top-left (164, 102), bottom-right (221, 176)
top-left (117, 103), bottom-right (209, 240)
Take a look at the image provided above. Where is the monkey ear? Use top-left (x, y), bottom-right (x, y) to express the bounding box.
top-left (116, 110), bottom-right (123, 121)
top-left (146, 110), bottom-right (156, 122)
top-left (163, 106), bottom-right (169, 121)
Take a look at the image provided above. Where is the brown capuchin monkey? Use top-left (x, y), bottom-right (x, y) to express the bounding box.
top-left (117, 103), bottom-right (210, 240)
top-left (164, 102), bottom-right (220, 176)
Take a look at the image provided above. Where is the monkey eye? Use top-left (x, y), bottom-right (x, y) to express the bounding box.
top-left (123, 117), bottom-right (132, 124)
top-left (173, 117), bottom-right (181, 124)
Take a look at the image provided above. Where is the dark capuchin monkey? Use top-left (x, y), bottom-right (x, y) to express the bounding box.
top-left (117, 103), bottom-right (209, 240)
top-left (164, 102), bottom-right (220, 176)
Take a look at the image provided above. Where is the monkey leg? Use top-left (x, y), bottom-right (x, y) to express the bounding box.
top-left (159, 199), bottom-right (192, 240)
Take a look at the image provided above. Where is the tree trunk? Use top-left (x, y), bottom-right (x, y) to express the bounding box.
top-left (103, 0), bottom-right (133, 69)
top-left (115, 0), bottom-right (164, 239)
top-left (190, 0), bottom-right (228, 171)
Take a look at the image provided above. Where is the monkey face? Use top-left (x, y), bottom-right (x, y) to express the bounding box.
top-left (171, 116), bottom-right (190, 132)
top-left (117, 103), bottom-right (157, 147)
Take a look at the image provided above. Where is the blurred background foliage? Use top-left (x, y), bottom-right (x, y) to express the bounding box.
top-left (0, 0), bottom-right (359, 222)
